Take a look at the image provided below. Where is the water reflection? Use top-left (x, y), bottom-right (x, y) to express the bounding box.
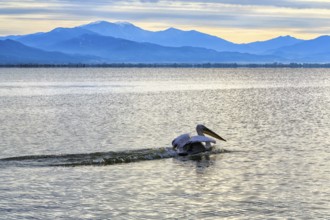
top-left (174, 153), bottom-right (215, 173)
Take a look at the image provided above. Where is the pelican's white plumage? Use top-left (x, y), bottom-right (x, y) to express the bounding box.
top-left (172, 124), bottom-right (226, 156)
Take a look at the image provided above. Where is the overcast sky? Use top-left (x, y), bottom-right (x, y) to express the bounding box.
top-left (1, 0), bottom-right (330, 43)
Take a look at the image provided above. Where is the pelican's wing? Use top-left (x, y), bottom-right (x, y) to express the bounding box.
top-left (172, 133), bottom-right (191, 149)
top-left (188, 136), bottom-right (216, 144)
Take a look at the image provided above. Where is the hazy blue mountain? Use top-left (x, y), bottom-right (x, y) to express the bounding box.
top-left (0, 21), bottom-right (307, 55)
top-left (81, 21), bottom-right (237, 52)
top-left (80, 21), bottom-right (152, 41)
top-left (0, 34), bottom-right (24, 41)
top-left (242, 35), bottom-right (303, 54)
top-left (2, 20), bottom-right (330, 63)
top-left (299, 52), bottom-right (330, 63)
top-left (148, 27), bottom-right (239, 51)
top-left (77, 21), bottom-right (309, 54)
top-left (12, 27), bottom-right (97, 49)
top-left (51, 34), bottom-right (283, 63)
top-left (272, 35), bottom-right (330, 60)
top-left (0, 39), bottom-right (98, 64)
top-left (4, 21), bottom-right (236, 52)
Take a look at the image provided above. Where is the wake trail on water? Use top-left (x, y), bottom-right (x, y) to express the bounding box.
top-left (0, 147), bottom-right (231, 167)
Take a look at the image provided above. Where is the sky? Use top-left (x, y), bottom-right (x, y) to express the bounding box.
top-left (1, 0), bottom-right (330, 43)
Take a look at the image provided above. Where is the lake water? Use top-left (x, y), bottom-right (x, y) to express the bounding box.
top-left (0, 68), bottom-right (329, 219)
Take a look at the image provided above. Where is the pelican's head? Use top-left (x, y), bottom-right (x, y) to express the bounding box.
top-left (196, 124), bottom-right (226, 142)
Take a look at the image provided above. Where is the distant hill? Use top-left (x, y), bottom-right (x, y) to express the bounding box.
top-left (55, 35), bottom-right (286, 63)
top-left (11, 27), bottom-right (97, 49)
top-left (81, 21), bottom-right (238, 52)
top-left (272, 35), bottom-right (330, 61)
top-left (241, 35), bottom-right (303, 54)
top-left (0, 39), bottom-right (97, 64)
top-left (0, 20), bottom-right (329, 64)
top-left (79, 21), bottom-right (304, 53)
top-left (0, 36), bottom-right (284, 64)
top-left (80, 21), bottom-right (152, 41)
top-left (50, 34), bottom-right (283, 63)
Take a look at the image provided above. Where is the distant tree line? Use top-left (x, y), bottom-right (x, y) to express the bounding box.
top-left (2, 63), bottom-right (330, 68)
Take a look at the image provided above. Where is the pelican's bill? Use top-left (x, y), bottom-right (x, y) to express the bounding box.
top-left (203, 127), bottom-right (226, 142)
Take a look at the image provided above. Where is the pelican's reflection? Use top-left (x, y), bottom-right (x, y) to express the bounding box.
top-left (174, 152), bottom-right (219, 174)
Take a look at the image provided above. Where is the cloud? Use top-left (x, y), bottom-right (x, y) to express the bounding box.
top-left (1, 0), bottom-right (330, 42)
top-left (163, 0), bottom-right (330, 9)
top-left (140, 0), bottom-right (159, 2)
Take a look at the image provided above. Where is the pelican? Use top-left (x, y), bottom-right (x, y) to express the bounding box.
top-left (172, 124), bottom-right (226, 156)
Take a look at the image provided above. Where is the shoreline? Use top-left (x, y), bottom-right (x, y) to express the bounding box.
top-left (1, 63), bottom-right (330, 68)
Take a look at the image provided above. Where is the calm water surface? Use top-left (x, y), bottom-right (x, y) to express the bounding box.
top-left (0, 68), bottom-right (329, 219)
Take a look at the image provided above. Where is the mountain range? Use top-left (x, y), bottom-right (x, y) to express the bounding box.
top-left (0, 21), bottom-right (329, 64)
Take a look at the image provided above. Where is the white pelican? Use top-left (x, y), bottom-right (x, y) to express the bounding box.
top-left (172, 124), bottom-right (226, 156)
